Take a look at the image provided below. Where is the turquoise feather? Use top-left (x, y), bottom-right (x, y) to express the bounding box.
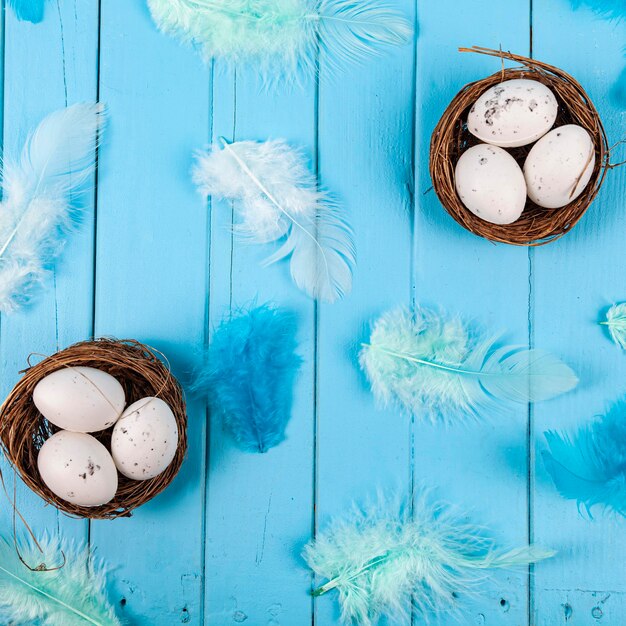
top-left (359, 307), bottom-right (578, 422)
top-left (304, 492), bottom-right (554, 625)
top-left (543, 403), bottom-right (626, 517)
top-left (571, 0), bottom-right (626, 19)
top-left (0, 535), bottom-right (121, 626)
top-left (147, 0), bottom-right (412, 78)
top-left (192, 304), bottom-right (301, 453)
top-left (601, 303), bottom-right (626, 349)
top-left (7, 0), bottom-right (45, 23)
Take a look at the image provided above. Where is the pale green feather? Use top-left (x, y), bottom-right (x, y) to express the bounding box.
top-left (601, 303), bottom-right (626, 349)
top-left (304, 492), bottom-right (554, 625)
top-left (0, 535), bottom-right (121, 626)
top-left (359, 307), bottom-right (578, 423)
top-left (146, 0), bottom-right (412, 78)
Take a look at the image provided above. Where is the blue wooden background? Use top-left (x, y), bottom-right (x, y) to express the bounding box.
top-left (0, 1), bottom-right (625, 625)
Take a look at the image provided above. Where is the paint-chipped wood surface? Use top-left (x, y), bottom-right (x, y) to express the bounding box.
top-left (0, 1), bottom-right (625, 624)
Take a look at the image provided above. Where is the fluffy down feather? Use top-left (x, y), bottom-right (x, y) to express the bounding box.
top-left (543, 403), bottom-right (626, 516)
top-left (192, 304), bottom-right (302, 452)
top-left (602, 303), bottom-right (626, 349)
top-left (0, 103), bottom-right (105, 312)
top-left (147, 0), bottom-right (412, 78)
top-left (0, 535), bottom-right (120, 626)
top-left (359, 307), bottom-right (578, 423)
top-left (7, 0), bottom-right (45, 22)
top-left (193, 139), bottom-right (355, 303)
top-left (304, 492), bottom-right (554, 625)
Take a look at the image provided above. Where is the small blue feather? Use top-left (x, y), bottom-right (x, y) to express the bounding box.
top-left (192, 304), bottom-right (301, 453)
top-left (570, 0), bottom-right (626, 18)
top-left (543, 403), bottom-right (626, 517)
top-left (7, 0), bottom-right (45, 23)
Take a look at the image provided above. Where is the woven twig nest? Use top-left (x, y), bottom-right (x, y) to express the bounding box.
top-left (430, 46), bottom-right (610, 246)
top-left (0, 338), bottom-right (187, 520)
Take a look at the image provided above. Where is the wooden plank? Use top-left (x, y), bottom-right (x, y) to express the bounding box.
top-left (0, 0), bottom-right (99, 543)
top-left (531, 4), bottom-right (626, 624)
top-left (313, 1), bottom-right (416, 623)
top-left (413, 1), bottom-right (533, 624)
top-left (91, 2), bottom-right (209, 624)
top-left (203, 71), bottom-right (317, 623)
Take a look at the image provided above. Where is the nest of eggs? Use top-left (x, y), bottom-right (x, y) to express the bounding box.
top-left (0, 338), bottom-right (187, 520)
top-left (430, 46), bottom-right (609, 246)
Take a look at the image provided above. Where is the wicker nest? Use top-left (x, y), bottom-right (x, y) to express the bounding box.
top-left (0, 339), bottom-right (187, 520)
top-left (430, 46), bottom-right (610, 246)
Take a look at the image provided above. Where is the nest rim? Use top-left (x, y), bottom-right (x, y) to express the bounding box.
top-left (0, 338), bottom-right (187, 520)
top-left (429, 46), bottom-right (610, 246)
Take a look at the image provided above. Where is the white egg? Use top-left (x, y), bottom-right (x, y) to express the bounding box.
top-left (37, 431), bottom-right (118, 507)
top-left (524, 124), bottom-right (596, 209)
top-left (455, 144), bottom-right (527, 225)
top-left (111, 397), bottom-right (178, 480)
top-left (468, 79), bottom-right (558, 147)
top-left (33, 366), bottom-right (125, 433)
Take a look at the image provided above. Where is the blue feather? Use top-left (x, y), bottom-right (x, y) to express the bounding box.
top-left (570, 0), bottom-right (626, 19)
top-left (7, 0), bottom-right (46, 23)
top-left (543, 403), bottom-right (626, 517)
top-left (192, 304), bottom-right (301, 453)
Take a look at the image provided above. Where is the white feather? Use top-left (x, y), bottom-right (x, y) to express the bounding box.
top-left (193, 138), bottom-right (355, 302)
top-left (0, 103), bottom-right (105, 313)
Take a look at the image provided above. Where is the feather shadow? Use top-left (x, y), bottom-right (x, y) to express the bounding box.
top-left (613, 62), bottom-right (626, 106)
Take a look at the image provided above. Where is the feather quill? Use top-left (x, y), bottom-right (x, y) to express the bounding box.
top-left (601, 303), bottom-right (626, 349)
top-left (191, 304), bottom-right (302, 452)
top-left (193, 138), bottom-right (355, 303)
top-left (0, 535), bottom-right (121, 626)
top-left (304, 492), bottom-right (554, 625)
top-left (0, 103), bottom-right (105, 313)
top-left (359, 307), bottom-right (578, 422)
top-left (543, 403), bottom-right (626, 516)
top-left (7, 0), bottom-right (46, 23)
top-left (147, 0), bottom-right (412, 78)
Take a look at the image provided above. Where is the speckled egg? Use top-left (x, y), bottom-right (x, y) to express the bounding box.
top-left (33, 366), bottom-right (125, 433)
top-left (524, 124), bottom-right (596, 209)
top-left (111, 397), bottom-right (178, 480)
top-left (37, 431), bottom-right (118, 507)
top-left (455, 144), bottom-right (527, 225)
top-left (468, 79), bottom-right (558, 148)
